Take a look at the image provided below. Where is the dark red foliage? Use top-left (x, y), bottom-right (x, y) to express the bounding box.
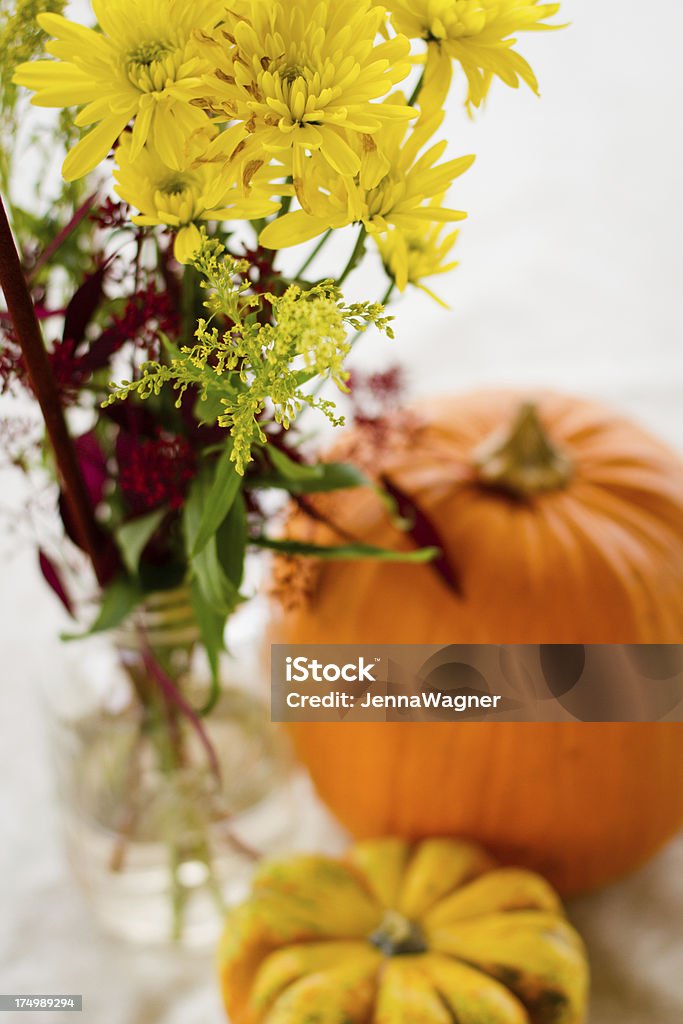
top-left (38, 550), bottom-right (75, 617)
top-left (79, 281), bottom-right (179, 373)
top-left (0, 324), bottom-right (23, 394)
top-left (379, 474), bottom-right (462, 596)
top-left (92, 197), bottom-right (131, 230)
top-left (240, 245), bottom-right (278, 294)
top-left (62, 264), bottom-right (109, 350)
top-left (73, 430), bottom-right (109, 508)
top-left (48, 337), bottom-right (91, 400)
top-left (2, 276), bottom-right (179, 403)
top-left (102, 396), bottom-right (158, 438)
top-left (56, 431), bottom-right (110, 570)
top-left (117, 430), bottom-right (197, 516)
top-left (2, 330), bottom-right (90, 402)
top-left (367, 367), bottom-right (405, 401)
top-left (347, 365), bottom-right (406, 424)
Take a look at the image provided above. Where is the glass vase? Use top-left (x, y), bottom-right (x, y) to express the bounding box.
top-left (45, 586), bottom-right (299, 948)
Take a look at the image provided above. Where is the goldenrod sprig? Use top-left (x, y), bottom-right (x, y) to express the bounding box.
top-left (105, 239), bottom-right (394, 474)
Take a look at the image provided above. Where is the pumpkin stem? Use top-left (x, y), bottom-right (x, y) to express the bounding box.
top-left (474, 402), bottom-right (573, 498)
top-left (368, 911), bottom-right (428, 957)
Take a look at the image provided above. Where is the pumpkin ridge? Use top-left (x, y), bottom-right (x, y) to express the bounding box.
top-left (573, 479), bottom-right (683, 550)
top-left (419, 952), bottom-right (535, 1024)
top-left (430, 950), bottom-right (579, 1024)
top-left (430, 909), bottom-right (589, 1019)
top-left (559, 493), bottom-right (677, 641)
top-left (548, 494), bottom-right (649, 636)
top-left (433, 985), bottom-right (462, 1024)
top-left (587, 474), bottom-right (683, 519)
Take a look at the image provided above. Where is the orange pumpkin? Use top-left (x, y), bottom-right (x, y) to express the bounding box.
top-left (271, 390), bottom-right (683, 895)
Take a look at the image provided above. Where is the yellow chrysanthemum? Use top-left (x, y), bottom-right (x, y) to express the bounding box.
top-left (376, 221), bottom-right (459, 305)
top-left (386, 0), bottom-right (562, 108)
top-left (13, 0), bottom-right (221, 181)
top-left (196, 0), bottom-right (414, 207)
top-left (113, 130), bottom-right (280, 263)
top-left (260, 103), bottom-right (474, 250)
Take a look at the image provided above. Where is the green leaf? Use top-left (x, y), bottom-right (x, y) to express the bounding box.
top-left (193, 540), bottom-right (242, 615)
top-left (62, 576), bottom-right (143, 640)
top-left (184, 471), bottom-right (242, 616)
top-left (294, 369), bottom-right (318, 385)
top-left (254, 460), bottom-right (369, 495)
top-left (251, 537), bottom-right (440, 563)
top-left (216, 493), bottom-right (248, 589)
top-left (267, 446), bottom-right (325, 482)
top-left (190, 578), bottom-right (226, 711)
top-left (189, 446), bottom-right (242, 557)
top-left (115, 508), bottom-right (167, 576)
top-left (159, 332), bottom-right (183, 360)
top-left (195, 390), bottom-right (229, 425)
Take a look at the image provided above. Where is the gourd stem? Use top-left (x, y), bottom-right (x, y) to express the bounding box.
top-left (474, 401), bottom-right (573, 498)
top-left (368, 911), bottom-right (427, 957)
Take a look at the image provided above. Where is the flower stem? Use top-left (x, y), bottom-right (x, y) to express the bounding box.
top-left (109, 723), bottom-right (146, 873)
top-left (380, 280), bottom-right (396, 307)
top-left (294, 229), bottom-right (333, 280)
top-left (279, 190), bottom-right (294, 217)
top-left (408, 70), bottom-right (426, 107)
top-left (0, 195), bottom-right (115, 587)
top-left (142, 645), bottom-right (222, 784)
top-left (170, 845), bottom-right (186, 943)
top-left (180, 263), bottom-right (202, 345)
top-left (338, 225), bottom-right (368, 287)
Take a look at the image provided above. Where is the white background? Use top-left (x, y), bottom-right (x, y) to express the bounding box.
top-left (1, 1), bottom-right (683, 1020)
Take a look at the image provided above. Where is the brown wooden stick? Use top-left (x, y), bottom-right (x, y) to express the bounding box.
top-left (0, 194), bottom-right (112, 587)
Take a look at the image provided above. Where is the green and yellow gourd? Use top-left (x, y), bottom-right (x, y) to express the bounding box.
top-left (219, 838), bottom-right (589, 1024)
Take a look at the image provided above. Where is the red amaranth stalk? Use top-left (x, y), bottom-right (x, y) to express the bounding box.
top-left (28, 191), bottom-right (99, 281)
top-left (141, 646), bottom-right (222, 784)
top-left (0, 195), bottom-right (115, 587)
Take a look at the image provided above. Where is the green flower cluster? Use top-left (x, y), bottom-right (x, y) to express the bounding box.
top-left (0, 1), bottom-right (66, 175)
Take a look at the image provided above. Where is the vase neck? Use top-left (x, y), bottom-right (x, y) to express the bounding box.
top-left (115, 586), bottom-right (200, 655)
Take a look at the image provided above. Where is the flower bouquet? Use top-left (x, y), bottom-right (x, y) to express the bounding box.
top-left (0, 0), bottom-right (562, 945)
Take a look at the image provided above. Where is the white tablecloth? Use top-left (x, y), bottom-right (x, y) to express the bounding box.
top-left (2, 0), bottom-right (683, 1020)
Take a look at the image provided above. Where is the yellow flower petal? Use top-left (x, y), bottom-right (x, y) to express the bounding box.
top-left (17, 1), bottom-right (222, 180)
top-left (62, 110), bottom-right (132, 181)
top-left (13, 60), bottom-right (97, 107)
top-left (196, 0), bottom-right (413, 213)
top-left (174, 223), bottom-right (202, 264)
top-left (376, 222), bottom-right (461, 305)
top-left (388, 0), bottom-right (563, 107)
top-left (319, 128), bottom-right (361, 177)
top-left (260, 211), bottom-right (329, 250)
